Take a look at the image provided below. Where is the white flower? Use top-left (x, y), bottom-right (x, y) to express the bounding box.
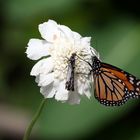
top-left (26, 19), bottom-right (99, 104)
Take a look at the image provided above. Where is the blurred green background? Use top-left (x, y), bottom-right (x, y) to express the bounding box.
top-left (1, 0), bottom-right (140, 140)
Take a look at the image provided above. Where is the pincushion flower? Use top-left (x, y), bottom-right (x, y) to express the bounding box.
top-left (26, 19), bottom-right (99, 104)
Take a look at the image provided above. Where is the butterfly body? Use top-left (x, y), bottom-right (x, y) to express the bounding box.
top-left (91, 56), bottom-right (140, 106)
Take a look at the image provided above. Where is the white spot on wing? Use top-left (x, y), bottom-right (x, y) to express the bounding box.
top-left (137, 81), bottom-right (140, 86)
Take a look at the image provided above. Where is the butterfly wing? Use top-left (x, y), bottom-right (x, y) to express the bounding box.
top-left (94, 62), bottom-right (140, 106)
top-left (102, 63), bottom-right (140, 95)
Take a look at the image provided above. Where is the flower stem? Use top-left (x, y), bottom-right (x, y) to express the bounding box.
top-left (23, 98), bottom-right (46, 140)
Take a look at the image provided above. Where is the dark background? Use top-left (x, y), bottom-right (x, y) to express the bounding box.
top-left (0, 0), bottom-right (140, 140)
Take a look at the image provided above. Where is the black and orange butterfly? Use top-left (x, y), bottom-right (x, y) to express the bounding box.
top-left (90, 56), bottom-right (140, 106)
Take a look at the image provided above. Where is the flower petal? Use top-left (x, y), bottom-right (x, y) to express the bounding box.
top-left (77, 83), bottom-right (84, 95)
top-left (72, 31), bottom-right (81, 40)
top-left (84, 82), bottom-right (92, 98)
top-left (90, 47), bottom-right (100, 58)
top-left (84, 90), bottom-right (91, 99)
top-left (30, 57), bottom-right (54, 76)
top-left (38, 20), bottom-right (60, 42)
top-left (35, 75), bottom-right (39, 83)
top-left (77, 79), bottom-right (91, 98)
top-left (40, 83), bottom-right (56, 98)
top-left (38, 73), bottom-right (54, 87)
top-left (26, 39), bottom-right (50, 60)
top-left (81, 37), bottom-right (91, 46)
top-left (58, 25), bottom-right (73, 40)
top-left (67, 92), bottom-right (80, 104)
top-left (54, 80), bottom-right (69, 101)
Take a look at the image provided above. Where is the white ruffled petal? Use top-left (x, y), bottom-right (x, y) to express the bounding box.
top-left (77, 80), bottom-right (84, 95)
top-left (30, 57), bottom-right (54, 76)
top-left (78, 80), bottom-right (91, 98)
top-left (58, 25), bottom-right (73, 40)
top-left (40, 83), bottom-right (56, 98)
top-left (26, 39), bottom-right (50, 60)
top-left (81, 37), bottom-right (91, 46)
top-left (35, 75), bottom-right (39, 83)
top-left (84, 81), bottom-right (92, 98)
top-left (67, 92), bottom-right (80, 104)
top-left (38, 20), bottom-right (60, 42)
top-left (55, 81), bottom-right (69, 101)
top-left (38, 73), bottom-right (54, 87)
top-left (72, 31), bottom-right (81, 40)
top-left (84, 90), bottom-right (91, 99)
top-left (91, 47), bottom-right (100, 58)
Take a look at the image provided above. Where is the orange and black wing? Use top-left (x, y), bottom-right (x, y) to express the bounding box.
top-left (94, 62), bottom-right (140, 106)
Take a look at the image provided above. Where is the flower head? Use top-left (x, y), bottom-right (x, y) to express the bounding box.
top-left (26, 19), bottom-right (99, 104)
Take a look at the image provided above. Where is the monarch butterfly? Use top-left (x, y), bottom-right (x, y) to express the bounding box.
top-left (65, 53), bottom-right (76, 91)
top-left (90, 56), bottom-right (140, 106)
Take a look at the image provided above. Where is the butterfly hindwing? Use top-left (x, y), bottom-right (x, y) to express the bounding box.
top-left (93, 67), bottom-right (129, 106)
top-left (102, 63), bottom-right (140, 97)
top-left (92, 57), bottom-right (140, 106)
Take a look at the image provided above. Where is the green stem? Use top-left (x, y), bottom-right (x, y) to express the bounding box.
top-left (23, 98), bottom-right (46, 140)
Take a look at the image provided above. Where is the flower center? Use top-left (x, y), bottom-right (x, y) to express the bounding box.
top-left (49, 40), bottom-right (92, 82)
